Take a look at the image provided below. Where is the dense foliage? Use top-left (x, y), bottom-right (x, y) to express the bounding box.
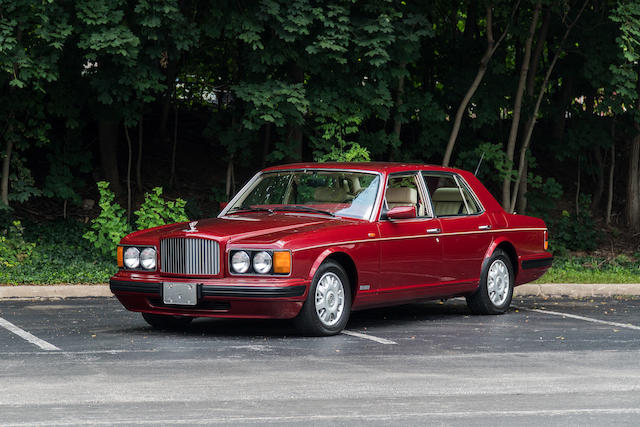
top-left (84, 182), bottom-right (188, 257)
top-left (1, 0), bottom-right (640, 283)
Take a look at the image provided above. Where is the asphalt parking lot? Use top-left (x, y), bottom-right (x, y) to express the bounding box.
top-left (1, 296), bottom-right (640, 426)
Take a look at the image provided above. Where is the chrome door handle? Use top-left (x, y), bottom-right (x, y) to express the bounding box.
top-left (478, 225), bottom-right (492, 230)
top-left (426, 228), bottom-right (441, 234)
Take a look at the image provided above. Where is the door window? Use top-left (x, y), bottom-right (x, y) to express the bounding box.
top-left (383, 174), bottom-right (430, 218)
top-left (423, 173), bottom-right (482, 217)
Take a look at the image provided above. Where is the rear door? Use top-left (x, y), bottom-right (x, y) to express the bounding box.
top-left (422, 172), bottom-right (493, 287)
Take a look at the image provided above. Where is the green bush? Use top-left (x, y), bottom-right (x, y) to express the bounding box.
top-left (1, 220), bottom-right (116, 285)
top-left (549, 195), bottom-right (599, 255)
top-left (134, 187), bottom-right (189, 230)
top-left (83, 182), bottom-right (189, 258)
top-left (0, 221), bottom-right (35, 267)
top-left (83, 181), bottom-right (131, 258)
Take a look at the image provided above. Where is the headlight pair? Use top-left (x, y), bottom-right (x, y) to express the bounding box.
top-left (118, 246), bottom-right (157, 270)
top-left (230, 250), bottom-right (290, 275)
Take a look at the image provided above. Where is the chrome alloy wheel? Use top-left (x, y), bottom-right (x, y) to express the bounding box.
top-left (487, 259), bottom-right (510, 306)
top-left (315, 272), bottom-right (345, 327)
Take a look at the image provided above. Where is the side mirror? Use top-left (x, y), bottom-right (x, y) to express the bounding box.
top-left (219, 201), bottom-right (229, 211)
top-left (386, 205), bottom-right (416, 220)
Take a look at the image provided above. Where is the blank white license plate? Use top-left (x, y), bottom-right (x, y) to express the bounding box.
top-left (163, 283), bottom-right (198, 306)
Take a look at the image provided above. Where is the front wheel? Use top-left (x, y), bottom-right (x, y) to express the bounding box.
top-left (466, 249), bottom-right (514, 315)
top-left (294, 260), bottom-right (352, 336)
top-left (142, 312), bottom-right (193, 330)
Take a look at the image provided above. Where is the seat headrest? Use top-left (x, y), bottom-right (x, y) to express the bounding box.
top-left (314, 187), bottom-right (347, 202)
top-left (432, 187), bottom-right (463, 202)
top-left (386, 187), bottom-right (417, 204)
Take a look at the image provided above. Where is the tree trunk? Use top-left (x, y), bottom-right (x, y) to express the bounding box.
top-left (606, 127), bottom-right (615, 225)
top-left (463, 1), bottom-right (478, 41)
top-left (516, 156), bottom-right (528, 214)
top-left (592, 146), bottom-right (605, 212)
top-left (289, 64), bottom-right (304, 161)
top-left (262, 123), bottom-right (272, 168)
top-left (526, 8), bottom-right (551, 97)
top-left (136, 116), bottom-right (143, 190)
top-left (225, 157), bottom-right (235, 199)
top-left (509, 0), bottom-right (589, 213)
top-left (393, 62), bottom-right (407, 141)
top-left (442, 3), bottom-right (520, 167)
top-left (626, 64), bottom-right (640, 230)
top-left (551, 76), bottom-right (574, 141)
top-left (502, 0), bottom-right (541, 210)
top-left (575, 160), bottom-right (581, 215)
top-left (124, 125), bottom-right (133, 222)
top-left (98, 120), bottom-right (121, 195)
top-left (514, 7), bottom-right (550, 214)
top-left (169, 106), bottom-right (178, 188)
top-left (1, 133), bottom-right (13, 206)
top-left (627, 134), bottom-right (640, 231)
top-left (157, 60), bottom-right (177, 144)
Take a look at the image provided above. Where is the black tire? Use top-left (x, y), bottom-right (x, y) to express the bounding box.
top-left (142, 312), bottom-right (194, 330)
top-left (294, 260), bottom-right (352, 336)
top-left (466, 249), bottom-right (514, 315)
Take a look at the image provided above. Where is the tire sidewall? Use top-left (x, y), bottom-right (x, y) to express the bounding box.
top-left (300, 261), bottom-right (352, 335)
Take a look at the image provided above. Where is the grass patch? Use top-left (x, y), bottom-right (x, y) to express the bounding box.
top-left (0, 220), bottom-right (116, 285)
top-left (535, 255), bottom-right (640, 284)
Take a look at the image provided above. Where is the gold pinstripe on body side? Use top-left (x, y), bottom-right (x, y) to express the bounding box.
top-left (291, 228), bottom-right (547, 253)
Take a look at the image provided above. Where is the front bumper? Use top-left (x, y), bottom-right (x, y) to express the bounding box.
top-left (109, 274), bottom-right (310, 319)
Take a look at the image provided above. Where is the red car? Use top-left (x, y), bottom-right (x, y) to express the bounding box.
top-left (110, 163), bottom-right (552, 336)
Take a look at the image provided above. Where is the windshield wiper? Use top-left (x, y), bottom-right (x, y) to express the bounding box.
top-left (228, 206), bottom-right (274, 214)
top-left (273, 205), bottom-right (336, 217)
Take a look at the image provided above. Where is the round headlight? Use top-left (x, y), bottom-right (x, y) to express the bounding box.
top-left (140, 247), bottom-right (156, 270)
top-left (253, 251), bottom-right (272, 274)
top-left (231, 251), bottom-right (250, 273)
top-left (123, 247), bottom-right (140, 269)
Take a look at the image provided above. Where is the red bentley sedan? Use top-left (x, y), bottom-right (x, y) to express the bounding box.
top-left (110, 163), bottom-right (552, 335)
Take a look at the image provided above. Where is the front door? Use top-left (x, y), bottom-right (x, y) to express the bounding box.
top-left (376, 173), bottom-right (443, 303)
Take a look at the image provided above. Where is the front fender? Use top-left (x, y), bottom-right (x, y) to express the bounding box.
top-left (306, 248), bottom-right (343, 281)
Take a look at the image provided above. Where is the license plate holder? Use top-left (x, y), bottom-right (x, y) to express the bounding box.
top-left (163, 282), bottom-right (198, 306)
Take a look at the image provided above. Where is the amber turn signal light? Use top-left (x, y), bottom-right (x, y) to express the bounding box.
top-left (544, 230), bottom-right (549, 250)
top-left (273, 251), bottom-right (291, 274)
top-left (117, 246), bottom-right (124, 268)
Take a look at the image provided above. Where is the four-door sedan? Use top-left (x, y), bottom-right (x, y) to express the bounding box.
top-left (110, 163), bottom-right (552, 335)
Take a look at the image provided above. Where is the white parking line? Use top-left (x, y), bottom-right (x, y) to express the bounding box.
top-left (3, 407), bottom-right (640, 426)
top-left (341, 330), bottom-right (397, 344)
top-left (517, 306), bottom-right (640, 331)
top-left (0, 316), bottom-right (60, 351)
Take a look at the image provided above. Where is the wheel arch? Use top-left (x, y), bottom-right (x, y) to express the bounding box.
top-left (488, 239), bottom-right (519, 279)
top-left (307, 249), bottom-right (358, 300)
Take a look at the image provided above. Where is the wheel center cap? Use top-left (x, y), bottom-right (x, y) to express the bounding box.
top-left (327, 292), bottom-right (336, 307)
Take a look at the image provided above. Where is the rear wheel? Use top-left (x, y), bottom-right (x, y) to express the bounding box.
top-left (142, 312), bottom-right (193, 330)
top-left (294, 260), bottom-right (352, 336)
top-left (466, 249), bottom-right (514, 315)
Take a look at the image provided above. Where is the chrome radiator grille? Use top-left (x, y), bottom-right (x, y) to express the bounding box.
top-left (160, 238), bottom-right (220, 275)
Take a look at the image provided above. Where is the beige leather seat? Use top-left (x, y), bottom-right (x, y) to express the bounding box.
top-left (386, 187), bottom-right (424, 216)
top-left (432, 187), bottom-right (464, 216)
top-left (314, 187), bottom-right (348, 203)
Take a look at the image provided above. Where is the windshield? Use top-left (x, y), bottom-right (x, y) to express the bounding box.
top-left (226, 170), bottom-right (381, 220)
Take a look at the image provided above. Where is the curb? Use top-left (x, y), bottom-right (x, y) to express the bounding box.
top-left (513, 283), bottom-right (640, 298)
top-left (0, 283), bottom-right (640, 300)
top-left (0, 285), bottom-right (112, 299)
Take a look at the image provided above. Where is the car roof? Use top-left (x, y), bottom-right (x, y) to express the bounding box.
top-left (262, 162), bottom-right (465, 174)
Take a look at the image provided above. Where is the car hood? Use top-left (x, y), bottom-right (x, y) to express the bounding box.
top-left (121, 213), bottom-right (362, 247)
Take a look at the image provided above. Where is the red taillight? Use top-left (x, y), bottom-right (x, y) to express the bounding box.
top-left (543, 230), bottom-right (549, 250)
